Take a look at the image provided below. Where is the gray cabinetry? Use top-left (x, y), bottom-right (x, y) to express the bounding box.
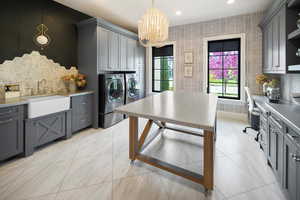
top-left (25, 110), bottom-right (71, 156)
top-left (279, 6), bottom-right (286, 73)
top-left (267, 22), bottom-right (273, 72)
top-left (268, 115), bottom-right (284, 183)
top-left (260, 2), bottom-right (287, 74)
top-left (272, 14), bottom-right (280, 70)
top-left (109, 31), bottom-right (120, 70)
top-left (98, 27), bottom-right (110, 72)
top-left (259, 109), bottom-right (269, 157)
top-left (0, 106), bottom-right (24, 161)
top-left (119, 35), bottom-right (128, 70)
top-left (283, 128), bottom-right (299, 200)
top-left (71, 94), bottom-right (93, 133)
top-left (127, 38), bottom-right (136, 70)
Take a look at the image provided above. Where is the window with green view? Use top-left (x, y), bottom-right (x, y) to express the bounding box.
top-left (152, 45), bottom-right (174, 92)
top-left (208, 38), bottom-right (241, 100)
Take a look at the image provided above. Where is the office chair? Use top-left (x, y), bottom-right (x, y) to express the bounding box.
top-left (243, 87), bottom-right (260, 137)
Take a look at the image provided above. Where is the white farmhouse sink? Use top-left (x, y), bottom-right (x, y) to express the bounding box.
top-left (27, 95), bottom-right (70, 119)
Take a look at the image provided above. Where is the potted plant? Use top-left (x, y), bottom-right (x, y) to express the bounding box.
top-left (256, 74), bottom-right (269, 96)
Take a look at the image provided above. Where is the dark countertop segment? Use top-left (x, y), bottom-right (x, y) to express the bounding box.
top-left (0, 90), bottom-right (94, 108)
top-left (253, 95), bottom-right (300, 135)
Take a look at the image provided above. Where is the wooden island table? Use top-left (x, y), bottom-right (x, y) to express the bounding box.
top-left (115, 91), bottom-right (218, 191)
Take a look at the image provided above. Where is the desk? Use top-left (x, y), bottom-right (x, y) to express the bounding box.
top-left (115, 91), bottom-right (218, 191)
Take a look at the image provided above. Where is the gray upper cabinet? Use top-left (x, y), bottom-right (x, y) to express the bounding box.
top-left (119, 35), bottom-right (128, 70)
top-left (263, 27), bottom-right (269, 73)
top-left (109, 31), bottom-right (120, 70)
top-left (98, 27), bottom-right (110, 72)
top-left (272, 15), bottom-right (280, 70)
top-left (260, 2), bottom-right (287, 74)
top-left (0, 106), bottom-right (24, 161)
top-left (267, 22), bottom-right (273, 72)
top-left (127, 38), bottom-right (136, 70)
top-left (279, 6), bottom-right (286, 73)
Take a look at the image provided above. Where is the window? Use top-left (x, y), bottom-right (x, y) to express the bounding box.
top-left (208, 38), bottom-right (241, 99)
top-left (152, 45), bottom-right (174, 92)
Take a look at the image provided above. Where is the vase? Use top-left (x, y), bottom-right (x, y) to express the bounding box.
top-left (69, 81), bottom-right (77, 93)
top-left (263, 82), bottom-right (268, 96)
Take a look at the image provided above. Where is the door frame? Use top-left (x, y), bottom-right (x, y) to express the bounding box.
top-left (146, 41), bottom-right (176, 95)
top-left (203, 33), bottom-right (246, 103)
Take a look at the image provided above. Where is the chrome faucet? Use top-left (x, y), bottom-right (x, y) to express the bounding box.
top-left (37, 79), bottom-right (47, 95)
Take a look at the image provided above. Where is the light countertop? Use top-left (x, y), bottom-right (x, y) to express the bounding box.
top-left (253, 95), bottom-right (300, 135)
top-left (115, 91), bottom-right (218, 131)
top-left (0, 90), bottom-right (94, 108)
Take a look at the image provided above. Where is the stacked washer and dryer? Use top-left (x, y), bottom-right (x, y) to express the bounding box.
top-left (98, 71), bottom-right (141, 128)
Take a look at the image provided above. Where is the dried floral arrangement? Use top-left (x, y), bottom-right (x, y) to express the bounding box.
top-left (62, 73), bottom-right (87, 90)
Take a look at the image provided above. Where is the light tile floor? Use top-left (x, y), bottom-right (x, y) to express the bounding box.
top-left (0, 112), bottom-right (287, 200)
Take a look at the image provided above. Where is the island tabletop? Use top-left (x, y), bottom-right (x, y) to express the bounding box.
top-left (115, 91), bottom-right (218, 131)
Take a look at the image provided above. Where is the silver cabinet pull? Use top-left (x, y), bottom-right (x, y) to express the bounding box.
top-left (0, 118), bottom-right (13, 124)
top-left (292, 154), bottom-right (300, 162)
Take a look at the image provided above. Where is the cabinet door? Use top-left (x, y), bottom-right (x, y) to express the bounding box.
top-left (127, 38), bottom-right (136, 70)
top-left (267, 22), bottom-right (273, 72)
top-left (0, 116), bottom-right (23, 161)
top-left (109, 31), bottom-right (120, 70)
top-left (279, 6), bottom-right (286, 72)
top-left (283, 134), bottom-right (298, 200)
top-left (268, 116), bottom-right (284, 183)
top-left (272, 15), bottom-right (279, 70)
top-left (119, 35), bottom-right (127, 70)
top-left (71, 94), bottom-right (93, 133)
top-left (98, 27), bottom-right (110, 71)
top-left (263, 27), bottom-right (269, 73)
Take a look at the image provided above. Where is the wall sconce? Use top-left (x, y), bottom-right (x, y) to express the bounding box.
top-left (33, 24), bottom-right (51, 50)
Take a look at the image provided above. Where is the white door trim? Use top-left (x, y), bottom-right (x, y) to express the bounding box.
top-left (146, 41), bottom-right (177, 95)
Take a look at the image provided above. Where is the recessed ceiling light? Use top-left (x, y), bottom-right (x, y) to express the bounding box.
top-left (176, 11), bottom-right (182, 16)
top-left (227, 0), bottom-right (235, 4)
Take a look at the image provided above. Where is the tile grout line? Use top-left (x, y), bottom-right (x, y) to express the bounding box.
top-left (54, 146), bottom-right (81, 199)
top-left (225, 182), bottom-right (277, 199)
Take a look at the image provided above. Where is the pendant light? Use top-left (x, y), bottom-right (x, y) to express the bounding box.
top-left (138, 0), bottom-right (169, 47)
top-left (33, 3), bottom-right (51, 50)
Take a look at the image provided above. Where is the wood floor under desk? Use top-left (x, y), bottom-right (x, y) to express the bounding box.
top-left (0, 112), bottom-right (287, 200)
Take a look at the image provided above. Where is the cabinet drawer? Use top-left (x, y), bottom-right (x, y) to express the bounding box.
top-left (0, 106), bottom-right (19, 118)
top-left (71, 94), bottom-right (93, 133)
top-left (72, 95), bottom-right (92, 113)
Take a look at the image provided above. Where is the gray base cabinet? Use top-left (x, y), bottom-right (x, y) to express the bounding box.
top-left (0, 106), bottom-right (24, 161)
top-left (283, 128), bottom-right (300, 200)
top-left (25, 110), bottom-right (71, 156)
top-left (71, 94), bottom-right (93, 133)
top-left (268, 115), bottom-right (284, 183)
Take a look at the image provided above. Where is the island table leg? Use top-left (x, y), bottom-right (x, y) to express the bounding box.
top-left (129, 116), bottom-right (139, 161)
top-left (203, 130), bottom-right (214, 190)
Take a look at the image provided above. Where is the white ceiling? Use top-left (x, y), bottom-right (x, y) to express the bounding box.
top-left (54, 0), bottom-right (272, 32)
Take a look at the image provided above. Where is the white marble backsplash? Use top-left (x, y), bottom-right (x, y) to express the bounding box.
top-left (0, 51), bottom-right (78, 96)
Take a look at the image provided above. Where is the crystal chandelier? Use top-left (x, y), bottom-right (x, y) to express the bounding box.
top-left (138, 0), bottom-right (169, 47)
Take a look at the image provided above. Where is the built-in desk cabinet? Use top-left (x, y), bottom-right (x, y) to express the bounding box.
top-left (268, 114), bottom-right (284, 183)
top-left (257, 102), bottom-right (300, 200)
top-left (0, 106), bottom-right (24, 161)
top-left (283, 127), bottom-right (300, 200)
